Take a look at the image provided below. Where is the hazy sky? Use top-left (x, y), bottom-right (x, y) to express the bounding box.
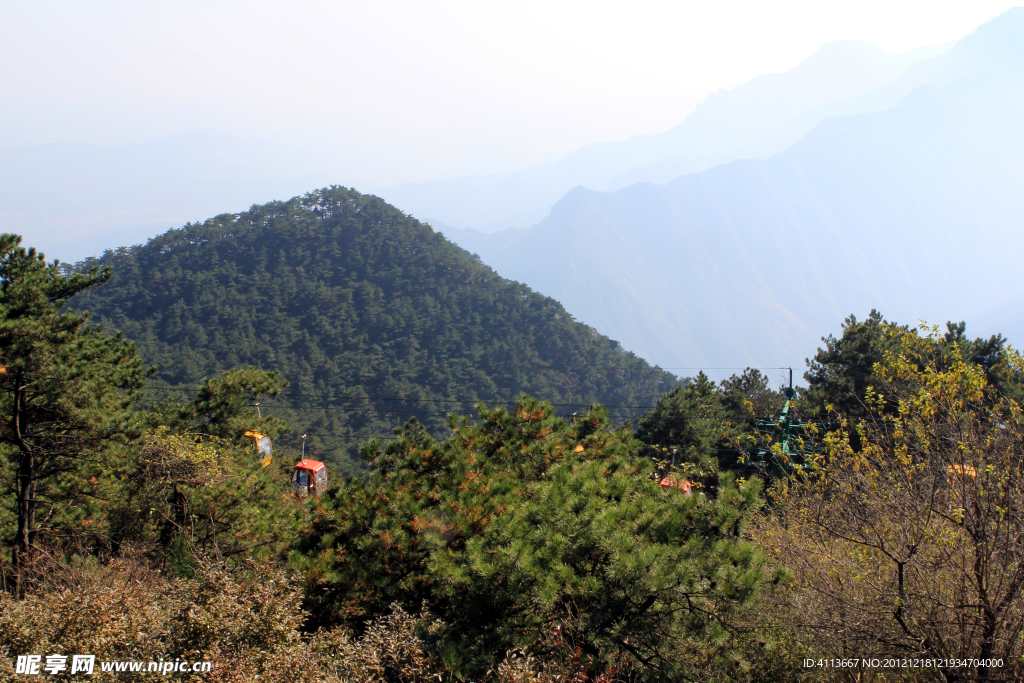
top-left (1, 0), bottom-right (1020, 186)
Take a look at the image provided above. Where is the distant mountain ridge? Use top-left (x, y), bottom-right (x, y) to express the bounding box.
top-left (452, 7), bottom-right (1024, 373)
top-left (378, 40), bottom-right (950, 232)
top-left (7, 30), bottom-right (963, 263)
top-left (72, 187), bottom-right (678, 470)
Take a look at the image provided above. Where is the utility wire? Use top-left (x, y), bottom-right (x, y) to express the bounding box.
top-left (144, 387), bottom-right (795, 412)
top-left (143, 386), bottom-right (665, 409)
top-left (657, 367), bottom-right (794, 370)
top-left (141, 398), bottom-right (830, 421)
top-left (142, 366), bottom-right (802, 411)
top-left (139, 400), bottom-right (791, 421)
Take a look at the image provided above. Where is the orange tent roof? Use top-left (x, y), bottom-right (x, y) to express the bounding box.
top-left (948, 463), bottom-right (977, 478)
top-left (660, 476), bottom-right (692, 493)
top-left (295, 459), bottom-right (326, 473)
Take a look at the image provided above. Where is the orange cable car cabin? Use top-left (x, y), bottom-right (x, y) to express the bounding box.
top-left (293, 459), bottom-right (328, 497)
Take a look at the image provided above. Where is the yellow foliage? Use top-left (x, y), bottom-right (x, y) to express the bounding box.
top-left (755, 325), bottom-right (1024, 668)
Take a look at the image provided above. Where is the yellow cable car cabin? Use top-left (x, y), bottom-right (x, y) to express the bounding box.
top-left (244, 430), bottom-right (273, 467)
top-left (293, 459), bottom-right (328, 497)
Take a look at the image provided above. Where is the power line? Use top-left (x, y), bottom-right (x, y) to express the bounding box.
top-left (146, 387), bottom-right (799, 413)
top-left (292, 434), bottom-right (398, 443)
top-left (143, 386), bottom-right (665, 410)
top-left (657, 367), bottom-right (794, 370)
top-left (142, 399), bottom-right (763, 420)
top-left (141, 397), bottom-right (821, 421)
top-left (142, 365), bottom-right (803, 411)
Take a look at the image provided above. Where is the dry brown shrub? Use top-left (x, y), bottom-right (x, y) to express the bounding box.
top-left (490, 623), bottom-right (637, 683)
top-left (495, 650), bottom-right (558, 683)
top-left (0, 550), bottom-right (306, 681)
top-left (0, 550), bottom-right (178, 680)
top-left (167, 560), bottom-right (304, 659)
top-left (192, 604), bottom-right (450, 683)
top-left (753, 334), bottom-right (1024, 681)
top-left (317, 605), bottom-right (448, 683)
top-left (1, 551), bottom-right (648, 683)
top-left (1, 551), bottom-right (455, 683)
top-left (494, 648), bottom-right (637, 683)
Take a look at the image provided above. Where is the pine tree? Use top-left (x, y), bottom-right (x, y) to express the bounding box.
top-left (0, 234), bottom-right (146, 596)
top-left (296, 396), bottom-right (777, 680)
top-left (802, 311), bottom-right (1022, 416)
top-left (633, 372), bottom-right (733, 458)
top-left (633, 370), bottom-right (785, 477)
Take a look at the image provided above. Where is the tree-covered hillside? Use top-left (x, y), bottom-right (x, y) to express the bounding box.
top-left (72, 186), bottom-right (678, 470)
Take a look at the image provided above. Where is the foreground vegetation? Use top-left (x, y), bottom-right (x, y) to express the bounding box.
top-left (2, 232), bottom-right (1022, 681)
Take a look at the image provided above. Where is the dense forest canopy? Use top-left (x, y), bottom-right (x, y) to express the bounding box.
top-left (71, 187), bottom-right (679, 471)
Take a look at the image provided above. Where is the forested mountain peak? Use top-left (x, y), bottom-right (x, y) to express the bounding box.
top-left (73, 186), bottom-right (678, 470)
